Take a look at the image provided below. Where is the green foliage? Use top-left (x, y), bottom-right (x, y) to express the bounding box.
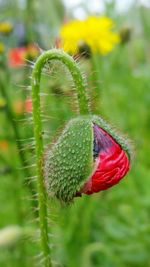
top-left (1, 1), bottom-right (150, 267)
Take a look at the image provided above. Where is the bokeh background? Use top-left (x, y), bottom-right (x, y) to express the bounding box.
top-left (0, 0), bottom-right (150, 266)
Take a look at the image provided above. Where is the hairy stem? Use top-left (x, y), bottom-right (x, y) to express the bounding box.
top-left (91, 53), bottom-right (102, 114)
top-left (31, 49), bottom-right (90, 266)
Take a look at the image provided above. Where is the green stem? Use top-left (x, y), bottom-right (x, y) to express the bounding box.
top-left (25, 0), bottom-right (36, 43)
top-left (91, 53), bottom-right (102, 114)
top-left (31, 49), bottom-right (89, 267)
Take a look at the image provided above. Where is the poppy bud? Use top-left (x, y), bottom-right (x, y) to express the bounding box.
top-left (44, 115), bottom-right (131, 203)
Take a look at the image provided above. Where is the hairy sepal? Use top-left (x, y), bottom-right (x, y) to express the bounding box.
top-left (44, 116), bottom-right (93, 203)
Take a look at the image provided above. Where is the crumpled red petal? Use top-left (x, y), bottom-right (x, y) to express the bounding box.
top-left (79, 125), bottom-right (130, 195)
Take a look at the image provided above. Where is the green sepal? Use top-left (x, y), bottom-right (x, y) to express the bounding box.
top-left (44, 116), bottom-right (93, 203)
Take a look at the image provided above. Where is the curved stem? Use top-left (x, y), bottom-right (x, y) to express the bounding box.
top-left (32, 49), bottom-right (89, 114)
top-left (31, 49), bottom-right (89, 266)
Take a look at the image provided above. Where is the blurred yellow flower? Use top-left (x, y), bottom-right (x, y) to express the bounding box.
top-left (0, 22), bottom-right (13, 34)
top-left (60, 16), bottom-right (120, 55)
top-left (0, 42), bottom-right (5, 53)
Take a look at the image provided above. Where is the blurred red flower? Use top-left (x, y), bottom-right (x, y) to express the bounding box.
top-left (8, 44), bottom-right (39, 67)
top-left (13, 98), bottom-right (32, 114)
top-left (8, 47), bottom-right (26, 66)
top-left (24, 97), bottom-right (32, 113)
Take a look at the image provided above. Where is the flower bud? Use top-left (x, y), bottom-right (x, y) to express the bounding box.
top-left (119, 27), bottom-right (131, 45)
top-left (45, 115), bottom-right (131, 203)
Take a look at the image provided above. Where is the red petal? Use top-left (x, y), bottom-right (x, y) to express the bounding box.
top-left (8, 47), bottom-right (26, 66)
top-left (80, 127), bottom-right (130, 195)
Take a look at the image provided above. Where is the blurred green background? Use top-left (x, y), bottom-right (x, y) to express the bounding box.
top-left (0, 0), bottom-right (150, 266)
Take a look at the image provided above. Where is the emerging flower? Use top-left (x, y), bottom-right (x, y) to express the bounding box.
top-left (45, 116), bottom-right (131, 202)
top-left (78, 124), bottom-right (129, 195)
top-left (0, 22), bottom-right (13, 34)
top-left (59, 16), bottom-right (120, 55)
top-left (8, 44), bottom-right (39, 67)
